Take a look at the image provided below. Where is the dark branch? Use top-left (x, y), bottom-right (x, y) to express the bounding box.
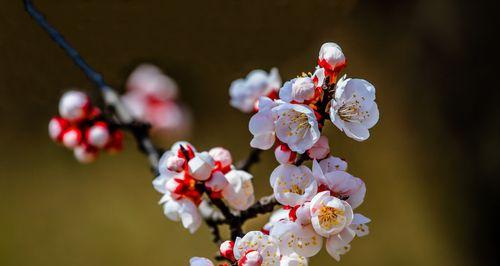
top-left (237, 148), bottom-right (262, 171)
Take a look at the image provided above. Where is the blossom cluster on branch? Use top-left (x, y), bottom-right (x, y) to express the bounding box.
top-left (47, 42), bottom-right (378, 266)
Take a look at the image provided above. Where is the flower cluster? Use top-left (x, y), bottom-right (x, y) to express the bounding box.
top-left (48, 90), bottom-right (123, 163)
top-left (153, 142), bottom-right (255, 233)
top-left (122, 64), bottom-right (191, 137)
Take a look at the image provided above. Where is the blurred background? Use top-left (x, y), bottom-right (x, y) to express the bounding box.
top-left (1, 0), bottom-right (498, 265)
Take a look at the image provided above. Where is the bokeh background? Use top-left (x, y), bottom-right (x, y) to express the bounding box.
top-left (1, 0), bottom-right (498, 265)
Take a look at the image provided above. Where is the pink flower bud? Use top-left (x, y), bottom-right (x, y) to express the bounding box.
top-left (318, 42), bottom-right (346, 76)
top-left (307, 135), bottom-right (329, 160)
top-left (238, 250), bottom-right (262, 266)
top-left (205, 171), bottom-right (228, 192)
top-left (296, 202), bottom-right (312, 225)
top-left (58, 90), bottom-right (90, 122)
top-left (48, 117), bottom-right (69, 141)
top-left (209, 147), bottom-right (232, 168)
top-left (86, 122), bottom-right (110, 148)
top-left (188, 152), bottom-right (214, 181)
top-left (166, 156), bottom-right (185, 172)
top-left (74, 144), bottom-right (98, 163)
top-left (219, 240), bottom-right (235, 261)
top-left (165, 177), bottom-right (184, 195)
top-left (274, 144), bottom-right (296, 164)
top-left (62, 127), bottom-right (82, 148)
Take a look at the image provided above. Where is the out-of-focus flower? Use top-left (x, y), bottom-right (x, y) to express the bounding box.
top-left (48, 117), bottom-right (69, 141)
top-left (270, 164), bottom-right (317, 207)
top-left (188, 152), bottom-right (215, 181)
top-left (189, 257), bottom-right (214, 266)
top-left (274, 103), bottom-right (320, 154)
top-left (234, 231), bottom-right (280, 265)
top-left (73, 143), bottom-right (98, 163)
top-left (122, 64), bottom-right (190, 136)
top-left (86, 122), bottom-right (110, 148)
top-left (307, 135), bottom-right (329, 160)
top-left (249, 97), bottom-right (280, 150)
top-left (58, 90), bottom-right (90, 122)
top-left (229, 68), bottom-right (281, 113)
top-left (62, 127), bottom-right (82, 148)
top-left (318, 42), bottom-right (346, 81)
top-left (205, 170), bottom-right (228, 192)
top-left (222, 169), bottom-right (255, 211)
top-left (312, 160), bottom-right (365, 209)
top-left (329, 76), bottom-right (379, 141)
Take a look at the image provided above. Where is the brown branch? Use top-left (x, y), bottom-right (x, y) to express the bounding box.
top-left (237, 148), bottom-right (262, 171)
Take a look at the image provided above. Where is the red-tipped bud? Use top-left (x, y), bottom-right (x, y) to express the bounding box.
top-left (165, 178), bottom-right (184, 194)
top-left (86, 122), bottom-right (110, 148)
top-left (209, 147), bottom-right (232, 169)
top-left (274, 144), bottom-right (296, 164)
top-left (205, 171), bottom-right (228, 192)
top-left (105, 130), bottom-right (124, 153)
top-left (74, 144), bottom-right (98, 163)
top-left (48, 117), bottom-right (70, 142)
top-left (58, 90), bottom-right (91, 122)
top-left (238, 250), bottom-right (262, 266)
top-left (62, 127), bottom-right (82, 148)
top-left (219, 240), bottom-right (235, 261)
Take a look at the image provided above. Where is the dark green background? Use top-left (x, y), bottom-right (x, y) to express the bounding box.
top-left (1, 0), bottom-right (497, 265)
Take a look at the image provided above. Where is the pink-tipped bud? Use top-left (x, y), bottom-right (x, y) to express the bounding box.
top-left (307, 135), bottom-right (330, 160)
top-left (86, 122), bottom-right (110, 148)
top-left (205, 171), bottom-right (229, 192)
top-left (166, 156), bottom-right (185, 172)
top-left (105, 130), bottom-right (124, 153)
top-left (165, 177), bottom-right (184, 194)
top-left (48, 117), bottom-right (69, 141)
top-left (318, 42), bottom-right (346, 75)
top-left (62, 127), bottom-right (82, 148)
top-left (58, 90), bottom-right (90, 122)
top-left (209, 147), bottom-right (232, 168)
top-left (188, 152), bottom-right (215, 181)
top-left (296, 202), bottom-right (312, 226)
top-left (274, 144), bottom-right (296, 164)
top-left (219, 240), bottom-right (235, 261)
top-left (238, 251), bottom-right (262, 266)
top-left (74, 144), bottom-right (98, 163)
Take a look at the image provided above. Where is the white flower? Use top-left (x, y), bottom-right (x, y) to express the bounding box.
top-left (222, 169), bottom-right (255, 211)
top-left (325, 230), bottom-right (353, 262)
top-left (58, 90), bottom-right (90, 122)
top-left (234, 231), bottom-right (280, 266)
top-left (273, 103), bottom-right (320, 154)
top-left (62, 127), bottom-right (82, 148)
top-left (309, 191), bottom-right (353, 237)
top-left (270, 221), bottom-right (323, 258)
top-left (279, 69), bottom-right (325, 103)
top-left (154, 141), bottom-right (196, 193)
top-left (329, 76), bottom-right (379, 141)
top-left (307, 135), bottom-right (329, 160)
top-left (295, 202), bottom-right (312, 226)
top-left (189, 257), bottom-right (214, 266)
top-left (312, 160), bottom-right (366, 209)
top-left (270, 164), bottom-right (317, 207)
top-left (239, 250), bottom-right (263, 266)
top-left (160, 194), bottom-right (202, 234)
top-left (188, 152), bottom-right (215, 181)
top-left (318, 156), bottom-right (347, 172)
top-left (230, 68), bottom-right (281, 113)
top-left (279, 77), bottom-right (315, 103)
top-left (280, 253), bottom-right (308, 266)
top-left (249, 97), bottom-right (280, 150)
top-left (349, 213), bottom-right (371, 237)
top-left (263, 208), bottom-right (291, 233)
top-left (318, 42), bottom-right (346, 79)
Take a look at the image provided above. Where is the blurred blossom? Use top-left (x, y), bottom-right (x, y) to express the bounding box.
top-left (122, 64), bottom-right (191, 138)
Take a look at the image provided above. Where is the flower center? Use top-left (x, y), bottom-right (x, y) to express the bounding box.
top-left (282, 110), bottom-right (310, 137)
top-left (338, 94), bottom-right (369, 122)
top-left (318, 205), bottom-right (344, 229)
top-left (284, 184), bottom-right (304, 195)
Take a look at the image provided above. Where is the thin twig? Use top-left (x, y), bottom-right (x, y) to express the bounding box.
top-left (237, 148), bottom-right (262, 171)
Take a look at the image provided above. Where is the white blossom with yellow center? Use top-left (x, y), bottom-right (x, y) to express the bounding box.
top-left (233, 231), bottom-right (281, 266)
top-left (329, 75), bottom-right (379, 141)
top-left (309, 191), bottom-right (353, 237)
top-left (273, 103), bottom-right (320, 154)
top-left (270, 164), bottom-right (317, 207)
